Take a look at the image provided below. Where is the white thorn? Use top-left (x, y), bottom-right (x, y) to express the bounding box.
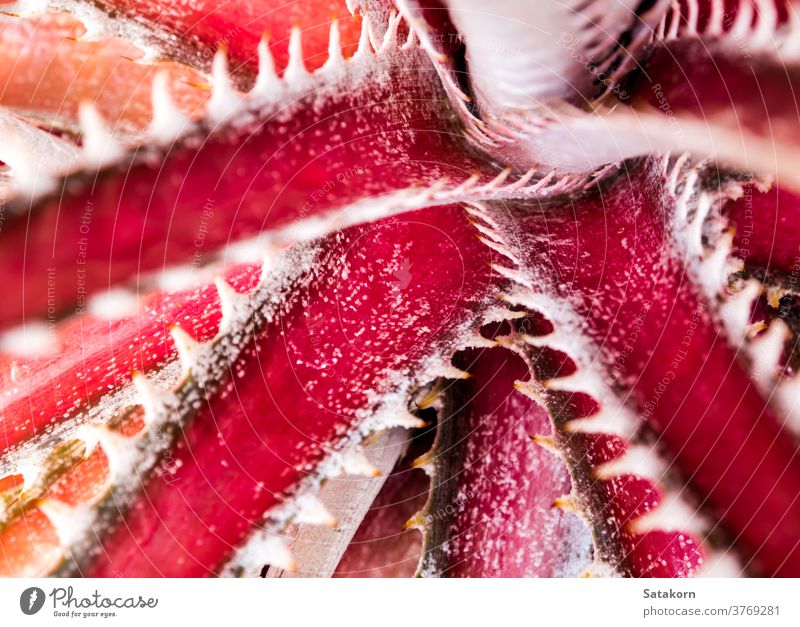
top-left (132, 371), bottom-right (176, 423)
top-left (149, 71), bottom-right (192, 143)
top-left (500, 289), bottom-right (562, 320)
top-left (683, 0), bottom-right (699, 35)
top-left (468, 218), bottom-right (502, 241)
top-left (666, 3), bottom-right (682, 39)
top-left (477, 236), bottom-right (520, 265)
top-left (169, 326), bottom-right (208, 376)
top-left (340, 448), bottom-right (379, 477)
top-left (513, 380), bottom-right (547, 406)
top-left (667, 154), bottom-right (690, 192)
top-left (321, 20), bottom-right (345, 72)
top-left (429, 363), bottom-right (471, 380)
top-left (564, 407), bottom-right (637, 439)
top-left (629, 492), bottom-right (706, 536)
top-left (505, 166), bottom-right (538, 191)
top-left (261, 245), bottom-right (277, 271)
top-left (520, 330), bottom-right (575, 353)
top-left (253, 35), bottom-right (282, 99)
top-left (594, 445), bottom-right (667, 482)
top-left (720, 280), bottom-right (760, 344)
top-left (78, 103), bottom-right (124, 167)
top-left (76, 424), bottom-right (131, 483)
top-left (450, 173), bottom-right (480, 194)
top-left (383, 410), bottom-right (427, 429)
top-left (8, 157), bottom-right (57, 198)
top-left (379, 12), bottom-right (400, 53)
top-left (403, 22), bottom-right (418, 49)
top-left (687, 193), bottom-right (712, 257)
top-left (284, 27), bottom-right (311, 84)
top-left (781, 7), bottom-right (800, 57)
top-left (489, 263), bottom-right (533, 288)
top-left (73, 424), bottom-right (102, 457)
top-left (752, 0), bottom-right (779, 50)
top-left (0, 109), bottom-right (78, 179)
top-left (208, 47), bottom-right (243, 123)
top-left (706, 0), bottom-right (725, 36)
top-left (39, 500), bottom-right (94, 547)
top-left (749, 319), bottom-right (789, 391)
top-left (544, 369), bottom-right (605, 396)
top-left (294, 493), bottom-right (337, 527)
top-left (776, 375), bottom-right (800, 434)
top-left (214, 277), bottom-right (250, 336)
top-left (353, 15), bottom-right (372, 60)
top-left (481, 306), bottom-right (527, 324)
top-left (479, 166), bottom-right (513, 191)
top-left (698, 231), bottom-right (737, 298)
top-left (675, 167), bottom-right (700, 223)
top-left (17, 461), bottom-right (42, 492)
top-left (464, 204), bottom-right (499, 228)
top-left (461, 332), bottom-right (499, 349)
top-left (730, 0), bottom-right (754, 40)
top-left (260, 534), bottom-right (296, 571)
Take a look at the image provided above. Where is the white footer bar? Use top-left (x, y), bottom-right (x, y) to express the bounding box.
top-left (0, 578), bottom-right (797, 626)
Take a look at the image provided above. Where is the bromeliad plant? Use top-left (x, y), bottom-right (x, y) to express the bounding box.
top-left (0, 0), bottom-right (799, 578)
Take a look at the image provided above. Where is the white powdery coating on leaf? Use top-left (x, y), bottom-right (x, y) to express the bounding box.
top-left (224, 263), bottom-right (509, 575)
top-left (0, 241), bottom-right (320, 569)
top-left (421, 393), bottom-right (593, 577)
top-left (0, 360), bottom-right (180, 479)
top-left (78, 103), bottom-right (125, 167)
top-left (471, 204), bottom-right (723, 576)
